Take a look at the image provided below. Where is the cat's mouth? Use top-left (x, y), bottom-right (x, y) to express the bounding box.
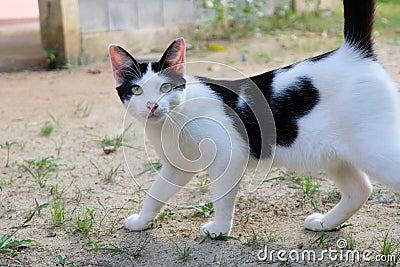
top-left (146, 112), bottom-right (166, 123)
top-left (144, 105), bottom-right (170, 122)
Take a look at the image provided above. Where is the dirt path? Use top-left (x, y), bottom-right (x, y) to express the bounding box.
top-left (1, 35), bottom-right (400, 266)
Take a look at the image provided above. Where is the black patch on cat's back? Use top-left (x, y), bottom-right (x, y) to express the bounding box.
top-left (200, 73), bottom-right (320, 158)
top-left (276, 50), bottom-right (336, 75)
top-left (271, 77), bottom-right (320, 147)
top-left (308, 50), bottom-right (337, 62)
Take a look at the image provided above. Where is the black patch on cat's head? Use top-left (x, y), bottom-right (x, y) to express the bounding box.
top-left (149, 38), bottom-right (187, 91)
top-left (110, 39), bottom-right (187, 103)
top-left (113, 61), bottom-right (150, 103)
top-left (115, 61), bottom-right (186, 103)
top-left (151, 61), bottom-right (186, 91)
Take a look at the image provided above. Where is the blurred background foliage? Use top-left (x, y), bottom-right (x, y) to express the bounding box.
top-left (189, 0), bottom-right (400, 41)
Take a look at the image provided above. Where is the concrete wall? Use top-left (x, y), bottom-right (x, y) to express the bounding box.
top-left (77, 0), bottom-right (207, 64)
top-left (39, 0), bottom-right (208, 66)
top-left (38, 0), bottom-right (341, 66)
top-left (78, 0), bottom-right (203, 33)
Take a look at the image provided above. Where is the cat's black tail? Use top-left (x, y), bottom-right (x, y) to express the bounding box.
top-left (343, 0), bottom-right (375, 58)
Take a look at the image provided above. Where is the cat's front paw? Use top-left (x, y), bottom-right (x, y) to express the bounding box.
top-left (124, 214), bottom-right (152, 231)
top-left (305, 213), bottom-right (333, 231)
top-left (200, 221), bottom-right (231, 238)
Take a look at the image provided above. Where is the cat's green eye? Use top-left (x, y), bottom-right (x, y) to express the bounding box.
top-left (131, 85), bottom-right (143, 95)
top-left (160, 83), bottom-right (173, 93)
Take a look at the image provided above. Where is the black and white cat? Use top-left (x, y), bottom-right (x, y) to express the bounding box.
top-left (109, 0), bottom-right (400, 237)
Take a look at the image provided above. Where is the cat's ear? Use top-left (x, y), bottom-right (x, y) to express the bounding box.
top-left (109, 44), bottom-right (138, 86)
top-left (159, 37), bottom-right (186, 76)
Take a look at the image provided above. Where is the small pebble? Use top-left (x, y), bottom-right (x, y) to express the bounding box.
top-left (102, 145), bottom-right (116, 154)
top-left (87, 68), bottom-right (101, 74)
top-left (47, 232), bottom-right (56, 238)
top-left (378, 193), bottom-right (388, 204)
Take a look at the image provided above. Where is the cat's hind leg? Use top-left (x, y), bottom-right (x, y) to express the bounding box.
top-left (305, 161), bottom-right (372, 231)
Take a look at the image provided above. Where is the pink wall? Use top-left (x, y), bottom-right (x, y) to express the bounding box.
top-left (0, 0), bottom-right (39, 20)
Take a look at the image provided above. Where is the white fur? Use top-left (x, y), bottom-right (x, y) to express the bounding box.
top-left (123, 44), bottom-right (400, 236)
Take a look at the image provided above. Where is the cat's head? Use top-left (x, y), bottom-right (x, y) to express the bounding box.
top-left (109, 38), bottom-right (186, 123)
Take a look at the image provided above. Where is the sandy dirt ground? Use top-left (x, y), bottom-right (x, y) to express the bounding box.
top-left (1, 34), bottom-right (400, 266)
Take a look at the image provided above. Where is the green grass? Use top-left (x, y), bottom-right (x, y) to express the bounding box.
top-left (99, 135), bottom-right (123, 153)
top-left (136, 160), bottom-right (162, 177)
top-left (50, 184), bottom-right (63, 199)
top-left (298, 176), bottom-right (321, 203)
top-left (74, 100), bottom-right (92, 118)
top-left (175, 243), bottom-right (192, 261)
top-left (198, 176), bottom-right (210, 192)
top-left (0, 176), bottom-right (14, 192)
top-left (57, 254), bottom-right (75, 266)
top-left (48, 112), bottom-right (62, 127)
top-left (246, 228), bottom-right (263, 245)
top-left (200, 232), bottom-right (240, 243)
top-left (74, 206), bottom-right (95, 234)
top-left (0, 141), bottom-right (17, 167)
top-left (131, 237), bottom-right (151, 257)
top-left (188, 0), bottom-right (399, 51)
top-left (6, 201), bottom-right (16, 211)
top-left (97, 200), bottom-right (124, 233)
top-left (343, 232), bottom-right (356, 250)
top-left (322, 188), bottom-right (341, 204)
top-left (288, 175), bottom-right (321, 209)
top-left (189, 202), bottom-right (214, 218)
top-left (51, 199), bottom-right (66, 226)
top-left (375, 0), bottom-right (400, 38)
top-left (99, 124), bottom-right (133, 154)
top-left (254, 52), bottom-right (271, 64)
top-left (189, 2), bottom-right (343, 41)
top-left (265, 229), bottom-right (277, 243)
top-left (0, 234), bottom-right (38, 254)
top-left (86, 241), bottom-right (124, 253)
top-left (156, 208), bottom-right (175, 221)
top-left (23, 155), bottom-right (62, 188)
top-left (312, 232), bottom-right (331, 249)
top-left (43, 49), bottom-right (69, 70)
top-left (87, 237), bottom-right (150, 258)
top-left (41, 121), bottom-right (54, 136)
top-left (104, 164), bottom-right (121, 184)
top-left (381, 230), bottom-right (400, 264)
top-left (0, 202), bottom-right (47, 254)
top-left (89, 159), bottom-right (102, 175)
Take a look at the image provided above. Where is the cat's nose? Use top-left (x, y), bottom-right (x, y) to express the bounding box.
top-left (146, 101), bottom-right (159, 113)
